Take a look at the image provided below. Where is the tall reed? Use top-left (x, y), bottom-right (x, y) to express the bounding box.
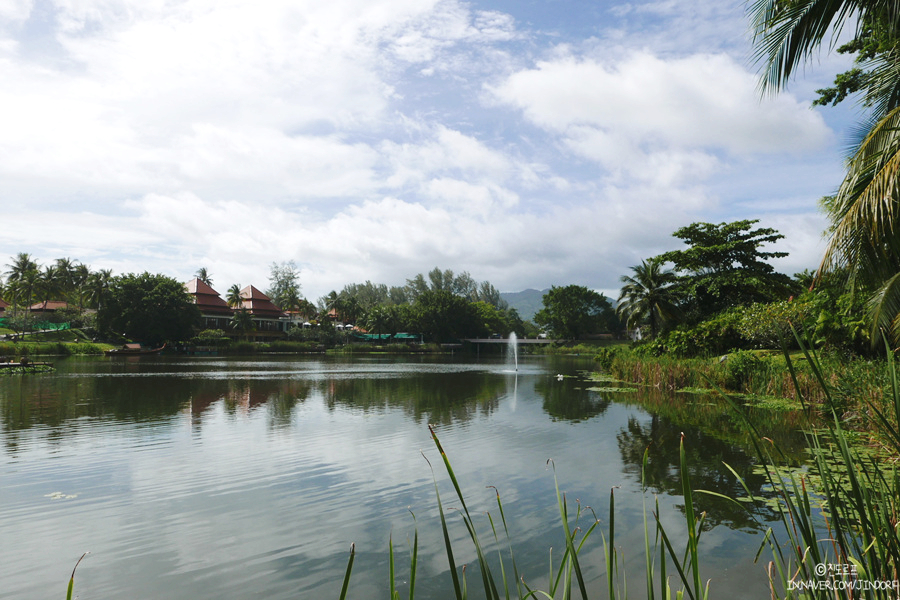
top-left (705, 331), bottom-right (900, 598)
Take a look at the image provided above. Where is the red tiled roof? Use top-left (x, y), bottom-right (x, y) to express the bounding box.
top-left (0, 298), bottom-right (8, 310)
top-left (184, 278), bottom-right (234, 316)
top-left (29, 300), bottom-right (68, 312)
top-left (239, 285), bottom-right (285, 318)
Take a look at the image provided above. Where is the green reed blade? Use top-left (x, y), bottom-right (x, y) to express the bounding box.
top-left (389, 532), bottom-right (397, 600)
top-left (339, 543), bottom-right (355, 600)
top-left (549, 460), bottom-right (589, 600)
top-left (428, 426), bottom-right (499, 600)
top-left (654, 513), bottom-right (695, 600)
top-left (608, 486), bottom-right (616, 600)
top-left (66, 552), bottom-right (88, 600)
top-left (422, 450), bottom-right (463, 600)
top-left (407, 510), bottom-right (418, 600)
top-left (489, 485), bottom-right (523, 600)
top-left (678, 435), bottom-right (702, 599)
top-left (642, 447), bottom-right (656, 600)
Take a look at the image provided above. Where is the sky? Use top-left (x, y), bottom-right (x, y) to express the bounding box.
top-left (0, 0), bottom-right (863, 301)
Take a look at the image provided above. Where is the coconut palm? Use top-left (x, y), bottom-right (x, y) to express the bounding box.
top-left (72, 263), bottom-right (91, 311)
top-left (751, 0), bottom-right (900, 344)
top-left (617, 257), bottom-right (681, 339)
top-left (226, 284), bottom-right (243, 309)
top-left (230, 308), bottom-right (255, 340)
top-left (87, 269), bottom-right (113, 310)
top-left (195, 267), bottom-right (213, 287)
top-left (5, 253), bottom-right (38, 287)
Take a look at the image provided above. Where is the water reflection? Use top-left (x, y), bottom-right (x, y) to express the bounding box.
top-left (0, 356), bottom-right (810, 600)
top-left (536, 376), bottom-right (609, 421)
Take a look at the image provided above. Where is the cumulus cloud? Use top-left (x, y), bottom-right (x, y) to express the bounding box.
top-left (0, 0), bottom-right (845, 298)
top-left (492, 51), bottom-right (831, 157)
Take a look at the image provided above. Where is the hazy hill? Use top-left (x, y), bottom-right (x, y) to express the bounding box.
top-left (500, 288), bottom-right (548, 321)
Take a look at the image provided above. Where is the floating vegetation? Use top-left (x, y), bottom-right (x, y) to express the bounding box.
top-left (45, 491), bottom-right (78, 500)
top-left (586, 386), bottom-right (637, 393)
top-left (0, 364), bottom-right (54, 376)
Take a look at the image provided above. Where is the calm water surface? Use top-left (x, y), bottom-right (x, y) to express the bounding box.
top-left (0, 354), bottom-right (805, 599)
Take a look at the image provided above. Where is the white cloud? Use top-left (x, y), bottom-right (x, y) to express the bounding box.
top-left (492, 51), bottom-right (831, 157)
top-left (0, 0), bottom-right (847, 298)
top-left (0, 0), bottom-right (32, 22)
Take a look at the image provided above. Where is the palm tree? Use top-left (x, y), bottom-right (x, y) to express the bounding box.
top-left (38, 265), bottom-right (60, 311)
top-left (751, 0), bottom-right (900, 344)
top-left (87, 269), bottom-right (113, 310)
top-left (6, 253), bottom-right (38, 283)
top-left (226, 284), bottom-right (243, 309)
top-left (195, 267), bottom-right (213, 287)
top-left (230, 308), bottom-right (254, 340)
top-left (72, 263), bottom-right (91, 311)
top-left (54, 258), bottom-right (76, 301)
top-left (617, 257), bottom-right (680, 339)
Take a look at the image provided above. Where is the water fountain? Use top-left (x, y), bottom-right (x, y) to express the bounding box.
top-left (507, 332), bottom-right (518, 372)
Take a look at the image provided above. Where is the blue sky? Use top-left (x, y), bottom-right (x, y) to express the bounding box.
top-left (0, 0), bottom-right (861, 301)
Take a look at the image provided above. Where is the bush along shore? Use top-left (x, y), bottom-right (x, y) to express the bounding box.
top-left (595, 345), bottom-right (894, 439)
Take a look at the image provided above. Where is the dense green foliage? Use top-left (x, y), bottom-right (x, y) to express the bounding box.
top-left (410, 290), bottom-right (481, 343)
top-left (534, 285), bottom-right (617, 340)
top-left (98, 272), bottom-right (201, 345)
top-left (617, 256), bottom-right (680, 338)
top-left (659, 220), bottom-right (797, 319)
top-left (751, 0), bottom-right (900, 346)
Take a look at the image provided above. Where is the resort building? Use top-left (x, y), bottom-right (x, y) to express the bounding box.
top-left (185, 278), bottom-right (234, 331)
top-left (238, 285), bottom-right (288, 339)
top-left (183, 279), bottom-right (289, 340)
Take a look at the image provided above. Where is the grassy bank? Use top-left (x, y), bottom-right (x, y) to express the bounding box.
top-left (0, 340), bottom-right (110, 356)
top-left (599, 347), bottom-right (891, 430)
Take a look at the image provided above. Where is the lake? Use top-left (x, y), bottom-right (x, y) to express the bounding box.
top-left (0, 353), bottom-right (806, 599)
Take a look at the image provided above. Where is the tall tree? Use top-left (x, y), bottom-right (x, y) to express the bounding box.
top-left (534, 285), bottom-right (614, 341)
top-left (226, 284), bottom-right (243, 309)
top-left (230, 308), bottom-right (255, 340)
top-left (98, 272), bottom-right (201, 345)
top-left (617, 257), bottom-right (681, 338)
top-left (6, 253), bottom-right (38, 284)
top-left (87, 269), bottom-right (113, 310)
top-left (412, 290), bottom-right (481, 343)
top-left (265, 261), bottom-right (301, 310)
top-left (658, 220), bottom-right (796, 319)
top-left (195, 267), bottom-right (213, 287)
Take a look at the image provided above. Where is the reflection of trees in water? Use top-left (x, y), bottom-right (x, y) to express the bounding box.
top-left (535, 377), bottom-right (610, 422)
top-left (0, 376), bottom-right (313, 435)
top-left (614, 388), bottom-right (810, 458)
top-left (218, 379), bottom-right (312, 428)
top-left (613, 387), bottom-right (811, 533)
top-left (616, 411), bottom-right (790, 532)
top-left (320, 372), bottom-right (508, 424)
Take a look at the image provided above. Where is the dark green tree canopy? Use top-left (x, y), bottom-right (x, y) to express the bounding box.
top-left (98, 272), bottom-right (201, 345)
top-left (534, 285), bottom-right (614, 341)
top-left (412, 289), bottom-right (481, 343)
top-left (658, 220), bottom-right (797, 318)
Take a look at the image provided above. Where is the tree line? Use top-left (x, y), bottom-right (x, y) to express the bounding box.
top-left (0, 249), bottom-right (627, 346)
top-left (614, 219), bottom-right (871, 357)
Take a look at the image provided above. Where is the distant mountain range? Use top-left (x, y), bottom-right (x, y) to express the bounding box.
top-left (500, 289), bottom-right (548, 321)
